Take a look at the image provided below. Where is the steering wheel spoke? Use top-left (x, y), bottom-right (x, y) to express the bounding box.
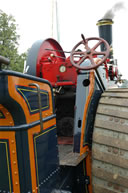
top-left (73, 51), bottom-right (85, 56)
top-left (77, 55), bottom-right (87, 66)
top-left (93, 51), bottom-right (106, 56)
top-left (88, 55), bottom-right (95, 66)
top-left (92, 40), bottom-right (103, 51)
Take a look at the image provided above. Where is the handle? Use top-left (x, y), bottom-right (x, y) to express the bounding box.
top-left (0, 55), bottom-right (10, 65)
top-left (29, 83), bottom-right (43, 131)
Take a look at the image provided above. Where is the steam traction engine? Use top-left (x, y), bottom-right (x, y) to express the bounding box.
top-left (25, 19), bottom-right (118, 138)
top-left (0, 19), bottom-right (127, 193)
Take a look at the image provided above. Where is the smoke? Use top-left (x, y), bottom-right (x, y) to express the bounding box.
top-left (103, 1), bottom-right (125, 19)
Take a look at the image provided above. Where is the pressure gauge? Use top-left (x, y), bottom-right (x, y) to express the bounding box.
top-left (59, 65), bottom-right (66, 73)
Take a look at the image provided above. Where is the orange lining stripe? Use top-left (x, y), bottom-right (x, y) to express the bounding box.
top-left (80, 71), bottom-right (95, 193)
top-left (17, 88), bottom-right (49, 113)
top-left (80, 71), bottom-right (95, 155)
top-left (0, 105), bottom-right (14, 126)
top-left (0, 141), bottom-right (12, 192)
top-left (0, 132), bottom-right (20, 193)
top-left (8, 76), bottom-right (54, 124)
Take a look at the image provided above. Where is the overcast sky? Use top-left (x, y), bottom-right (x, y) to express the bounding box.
top-left (1, 0), bottom-right (128, 78)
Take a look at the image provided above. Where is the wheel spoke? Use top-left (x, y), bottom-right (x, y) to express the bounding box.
top-left (92, 40), bottom-right (102, 51)
top-left (73, 51), bottom-right (85, 56)
top-left (93, 51), bottom-right (106, 56)
top-left (88, 55), bottom-right (95, 66)
top-left (77, 55), bottom-right (87, 66)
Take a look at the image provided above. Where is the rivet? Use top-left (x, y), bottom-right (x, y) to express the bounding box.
top-left (11, 140), bottom-right (14, 144)
top-left (13, 161), bottom-right (16, 165)
top-left (12, 150), bottom-right (15, 154)
top-left (15, 182), bottom-right (18, 185)
top-left (14, 171), bottom-right (18, 175)
top-left (33, 190), bottom-right (35, 193)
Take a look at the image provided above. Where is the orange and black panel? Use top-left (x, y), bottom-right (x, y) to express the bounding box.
top-left (0, 132), bottom-right (21, 193)
top-left (0, 70), bottom-right (58, 193)
top-left (0, 105), bottom-right (14, 126)
top-left (0, 139), bottom-right (13, 192)
top-left (16, 85), bottom-right (49, 115)
top-left (0, 109), bottom-right (5, 118)
top-left (28, 125), bottom-right (59, 192)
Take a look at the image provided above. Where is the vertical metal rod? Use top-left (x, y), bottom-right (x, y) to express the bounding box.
top-left (56, 0), bottom-right (60, 42)
top-left (51, 0), bottom-right (54, 38)
top-left (95, 69), bottom-right (105, 91)
top-left (29, 83), bottom-right (43, 131)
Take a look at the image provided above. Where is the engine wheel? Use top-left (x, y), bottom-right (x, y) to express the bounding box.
top-left (92, 88), bottom-right (128, 193)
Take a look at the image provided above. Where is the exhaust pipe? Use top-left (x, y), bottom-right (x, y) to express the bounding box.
top-left (97, 19), bottom-right (113, 58)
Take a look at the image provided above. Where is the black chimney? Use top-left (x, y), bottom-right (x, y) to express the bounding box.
top-left (97, 19), bottom-right (113, 54)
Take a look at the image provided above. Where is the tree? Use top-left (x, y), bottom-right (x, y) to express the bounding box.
top-left (11, 52), bottom-right (27, 72)
top-left (0, 10), bottom-right (26, 72)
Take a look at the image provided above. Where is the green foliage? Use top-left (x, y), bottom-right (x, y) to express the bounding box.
top-left (0, 9), bottom-right (26, 72)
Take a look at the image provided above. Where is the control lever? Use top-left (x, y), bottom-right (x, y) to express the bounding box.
top-left (0, 55), bottom-right (10, 70)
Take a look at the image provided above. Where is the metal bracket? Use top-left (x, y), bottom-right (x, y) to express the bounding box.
top-left (29, 83), bottom-right (43, 131)
top-left (84, 176), bottom-right (90, 185)
top-left (77, 175), bottom-right (90, 185)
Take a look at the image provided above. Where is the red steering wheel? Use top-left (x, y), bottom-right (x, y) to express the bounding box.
top-left (70, 34), bottom-right (110, 70)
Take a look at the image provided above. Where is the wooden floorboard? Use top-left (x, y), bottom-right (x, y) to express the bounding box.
top-left (58, 144), bottom-right (88, 166)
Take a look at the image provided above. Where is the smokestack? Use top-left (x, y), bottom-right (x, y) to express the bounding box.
top-left (97, 2), bottom-right (125, 55)
top-left (96, 19), bottom-right (113, 53)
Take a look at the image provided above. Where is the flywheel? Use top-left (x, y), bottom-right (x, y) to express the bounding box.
top-left (92, 88), bottom-right (128, 193)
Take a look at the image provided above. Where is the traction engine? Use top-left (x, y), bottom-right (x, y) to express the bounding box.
top-left (25, 19), bottom-right (118, 138)
top-left (0, 17), bottom-right (124, 193)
